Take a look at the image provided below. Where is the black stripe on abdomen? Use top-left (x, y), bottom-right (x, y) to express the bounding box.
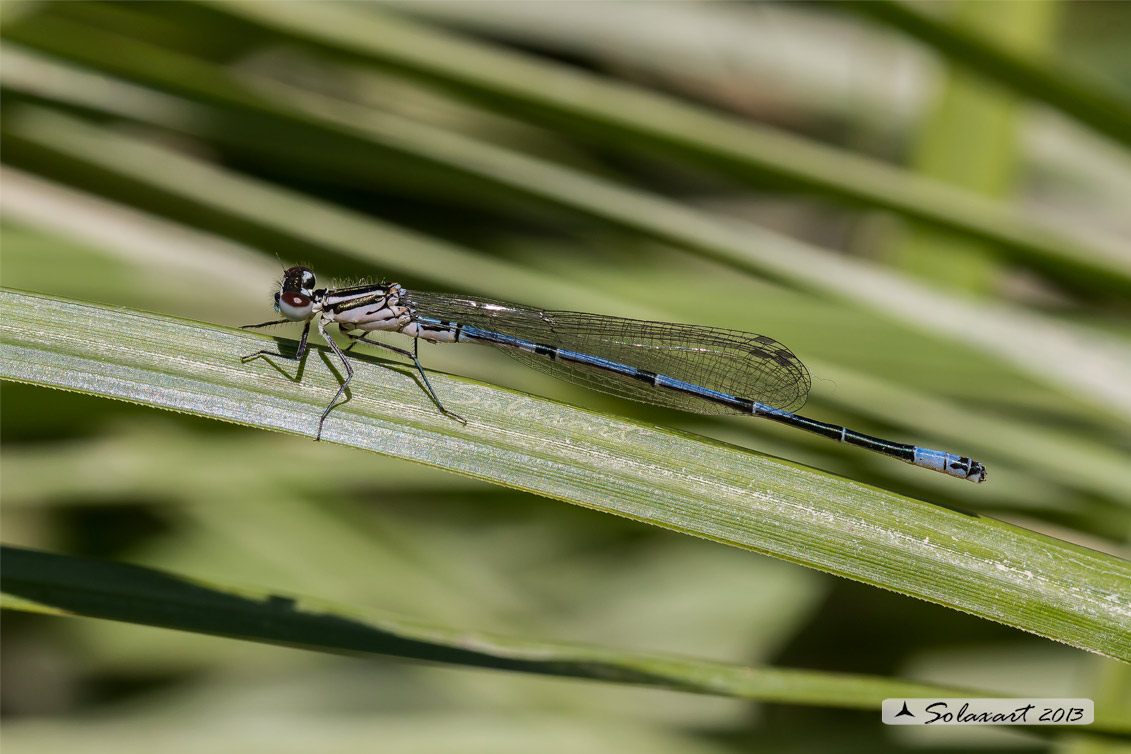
top-left (755, 409), bottom-right (916, 462)
top-left (633, 370), bottom-right (659, 385)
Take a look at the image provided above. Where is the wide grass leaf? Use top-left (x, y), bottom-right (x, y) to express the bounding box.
top-left (1, 289), bottom-right (1128, 661)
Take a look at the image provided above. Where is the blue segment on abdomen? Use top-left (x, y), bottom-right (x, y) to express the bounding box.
top-left (454, 325), bottom-right (748, 409)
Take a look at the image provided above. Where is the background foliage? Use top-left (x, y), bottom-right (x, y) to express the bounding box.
top-left (2, 1), bottom-right (1129, 751)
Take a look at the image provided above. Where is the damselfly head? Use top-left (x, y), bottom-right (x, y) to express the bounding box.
top-left (275, 266), bottom-right (317, 321)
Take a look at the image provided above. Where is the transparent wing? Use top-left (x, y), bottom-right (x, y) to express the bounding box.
top-left (403, 290), bottom-right (811, 414)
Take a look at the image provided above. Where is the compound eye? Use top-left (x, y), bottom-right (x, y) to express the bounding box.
top-left (278, 291), bottom-right (313, 321)
top-left (300, 268), bottom-right (317, 291)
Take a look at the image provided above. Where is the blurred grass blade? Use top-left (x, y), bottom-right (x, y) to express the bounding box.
top-left (11, 543), bottom-right (1131, 735)
top-left (3, 4), bottom-right (1128, 296)
top-left (217, 1), bottom-right (1130, 291)
top-left (890, 0), bottom-right (1056, 289)
top-left (842, 0), bottom-right (1131, 150)
top-left (2, 289), bottom-right (1129, 661)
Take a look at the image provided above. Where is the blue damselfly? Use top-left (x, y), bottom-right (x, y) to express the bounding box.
top-left (243, 267), bottom-right (987, 483)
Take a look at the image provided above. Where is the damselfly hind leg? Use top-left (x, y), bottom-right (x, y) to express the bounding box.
top-left (347, 333), bottom-right (468, 425)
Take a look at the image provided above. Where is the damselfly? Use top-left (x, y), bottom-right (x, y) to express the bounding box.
top-left (243, 267), bottom-right (987, 483)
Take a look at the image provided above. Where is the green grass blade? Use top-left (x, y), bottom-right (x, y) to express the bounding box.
top-left (842, 0), bottom-right (1131, 150)
top-left (12, 543), bottom-right (1131, 737)
top-left (888, 0), bottom-right (1056, 290)
top-left (6, 162), bottom-right (1128, 506)
top-left (5, 163), bottom-right (1127, 517)
top-left (2, 289), bottom-right (1129, 661)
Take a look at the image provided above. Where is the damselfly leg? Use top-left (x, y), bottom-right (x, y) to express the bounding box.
top-left (345, 333), bottom-right (468, 425)
top-left (241, 319), bottom-right (312, 365)
top-left (240, 318), bottom-right (353, 441)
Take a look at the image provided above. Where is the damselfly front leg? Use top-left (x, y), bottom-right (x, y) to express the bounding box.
top-left (240, 319), bottom-right (312, 365)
